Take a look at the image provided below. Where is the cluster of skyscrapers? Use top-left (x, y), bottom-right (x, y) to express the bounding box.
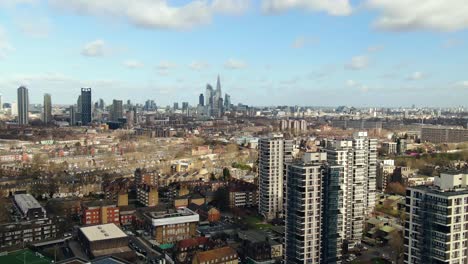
top-left (198, 75), bottom-right (231, 118)
top-left (258, 132), bottom-right (377, 263)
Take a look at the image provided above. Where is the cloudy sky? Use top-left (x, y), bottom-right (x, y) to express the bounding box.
top-left (0, 0), bottom-right (467, 107)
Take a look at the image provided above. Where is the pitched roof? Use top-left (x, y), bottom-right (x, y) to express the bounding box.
top-left (194, 246), bottom-right (237, 262)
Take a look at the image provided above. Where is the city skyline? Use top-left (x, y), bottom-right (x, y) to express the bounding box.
top-left (0, 1), bottom-right (467, 107)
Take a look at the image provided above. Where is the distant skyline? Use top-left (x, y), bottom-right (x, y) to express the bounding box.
top-left (0, 1), bottom-right (468, 107)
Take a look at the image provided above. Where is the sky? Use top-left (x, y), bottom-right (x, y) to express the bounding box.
top-left (0, 0), bottom-right (467, 107)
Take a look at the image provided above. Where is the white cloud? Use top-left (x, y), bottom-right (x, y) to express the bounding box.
top-left (345, 55), bottom-right (369, 70)
top-left (188, 61), bottom-right (209, 71)
top-left (0, 26), bottom-right (14, 59)
top-left (49, 0), bottom-right (250, 30)
top-left (123, 60), bottom-right (144, 69)
top-left (224, 59), bottom-right (247, 69)
top-left (291, 36), bottom-right (319, 49)
top-left (262, 0), bottom-right (352, 16)
top-left (367, 0), bottom-right (468, 32)
top-left (81, 39), bottom-right (107, 57)
top-left (211, 0), bottom-right (250, 15)
top-left (407, 71), bottom-right (425, 80)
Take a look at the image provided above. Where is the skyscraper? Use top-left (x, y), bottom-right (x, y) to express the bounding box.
top-left (43, 93), bottom-right (52, 124)
top-left (99, 98), bottom-right (105, 110)
top-left (81, 88), bottom-right (92, 125)
top-left (205, 84), bottom-right (214, 113)
top-left (111, 99), bottom-right (123, 121)
top-left (258, 135), bottom-right (293, 220)
top-left (17, 86), bottom-right (29, 125)
top-left (285, 153), bottom-right (344, 264)
top-left (224, 93), bottom-right (231, 111)
top-left (199, 93), bottom-right (204, 107)
top-left (322, 131), bottom-right (377, 249)
top-left (405, 172), bottom-right (468, 264)
top-left (69, 105), bottom-right (76, 126)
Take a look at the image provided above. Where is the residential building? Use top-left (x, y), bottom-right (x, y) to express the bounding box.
top-left (17, 86), bottom-right (29, 125)
top-left (421, 126), bottom-right (468, 143)
top-left (284, 153), bottom-right (344, 264)
top-left (137, 184), bottom-right (159, 207)
top-left (0, 218), bottom-right (58, 249)
top-left (405, 172), bottom-right (468, 264)
top-left (138, 206), bottom-right (199, 244)
top-left (322, 131), bottom-right (377, 249)
top-left (192, 246), bottom-right (238, 264)
top-left (81, 201), bottom-right (120, 226)
top-left (43, 93), bottom-right (52, 124)
top-left (377, 160), bottom-right (396, 191)
top-left (258, 135), bottom-right (293, 220)
top-left (81, 88), bottom-right (92, 125)
top-left (382, 142), bottom-right (397, 155)
top-left (228, 181), bottom-right (258, 208)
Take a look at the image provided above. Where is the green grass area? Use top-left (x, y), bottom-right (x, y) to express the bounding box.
top-left (245, 216), bottom-right (274, 230)
top-left (0, 249), bottom-right (51, 264)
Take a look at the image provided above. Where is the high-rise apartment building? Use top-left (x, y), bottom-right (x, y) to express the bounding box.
top-left (405, 172), bottom-right (468, 264)
top-left (322, 131), bottom-right (377, 248)
top-left (258, 135), bottom-right (293, 220)
top-left (69, 105), bottom-right (76, 126)
top-left (285, 153), bottom-right (344, 264)
top-left (43, 93), bottom-right (52, 124)
top-left (111, 99), bottom-right (123, 121)
top-left (80, 88), bottom-right (92, 125)
top-left (17, 86), bottom-right (29, 125)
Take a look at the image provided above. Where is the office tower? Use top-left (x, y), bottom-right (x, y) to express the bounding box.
top-left (99, 98), bottom-right (105, 110)
top-left (322, 131), bottom-right (377, 249)
top-left (43, 93), bottom-right (52, 124)
top-left (224, 93), bottom-right (231, 111)
top-left (258, 135), bottom-right (293, 220)
top-left (285, 154), bottom-right (344, 264)
top-left (182, 102), bottom-right (189, 112)
top-left (199, 93), bottom-right (204, 107)
top-left (111, 99), bottom-right (123, 121)
top-left (17, 86), bottom-right (29, 125)
top-left (205, 84), bottom-right (214, 110)
top-left (11, 101), bottom-right (18, 116)
top-left (213, 75), bottom-right (222, 117)
top-left (405, 172), bottom-right (468, 264)
top-left (69, 105), bottom-right (76, 126)
top-left (80, 88), bottom-right (92, 125)
top-left (173, 102), bottom-right (179, 110)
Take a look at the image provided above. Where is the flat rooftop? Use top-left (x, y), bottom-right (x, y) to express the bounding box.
top-left (146, 207), bottom-right (197, 219)
top-left (80, 223), bottom-right (127, 242)
top-left (409, 185), bottom-right (468, 197)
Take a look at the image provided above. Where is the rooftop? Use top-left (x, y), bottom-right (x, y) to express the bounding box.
top-left (13, 194), bottom-right (44, 214)
top-left (194, 246), bottom-right (237, 262)
top-left (79, 223), bottom-right (127, 242)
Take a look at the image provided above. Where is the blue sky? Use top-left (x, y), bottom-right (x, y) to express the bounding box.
top-left (0, 0), bottom-right (467, 107)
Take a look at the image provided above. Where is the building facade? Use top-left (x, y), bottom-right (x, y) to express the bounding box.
top-left (405, 173), bottom-right (468, 264)
top-left (258, 136), bottom-right (293, 220)
top-left (81, 88), bottom-right (92, 125)
top-left (17, 86), bottom-right (29, 125)
top-left (322, 131), bottom-right (377, 249)
top-left (43, 93), bottom-right (52, 124)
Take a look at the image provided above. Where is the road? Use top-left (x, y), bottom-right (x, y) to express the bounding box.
top-left (129, 235), bottom-right (163, 264)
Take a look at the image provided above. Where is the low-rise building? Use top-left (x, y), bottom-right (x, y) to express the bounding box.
top-left (82, 201), bottom-right (120, 226)
top-left (0, 218), bottom-right (59, 250)
top-left (78, 223), bottom-right (135, 260)
top-left (192, 246), bottom-right (238, 264)
top-left (139, 206), bottom-right (199, 244)
top-left (228, 181), bottom-right (257, 208)
top-left (13, 193), bottom-right (46, 220)
top-left (137, 184), bottom-right (159, 207)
